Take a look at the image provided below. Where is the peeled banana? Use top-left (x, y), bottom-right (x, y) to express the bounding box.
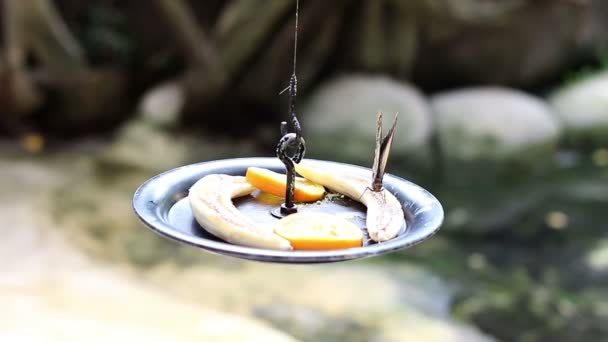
top-left (295, 161), bottom-right (405, 242)
top-left (189, 174), bottom-right (292, 250)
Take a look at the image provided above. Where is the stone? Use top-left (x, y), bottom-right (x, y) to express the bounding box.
top-left (143, 263), bottom-right (495, 342)
top-left (139, 81), bottom-right (185, 128)
top-left (549, 71), bottom-right (608, 146)
top-left (99, 119), bottom-right (191, 172)
top-left (412, 0), bottom-right (590, 88)
top-left (0, 156), bottom-right (298, 342)
top-left (587, 239), bottom-right (608, 272)
top-left (301, 75), bottom-right (433, 172)
top-left (0, 151), bottom-right (495, 342)
top-left (1, 272), bottom-right (298, 342)
top-left (99, 119), bottom-right (261, 172)
top-left (431, 87), bottom-right (561, 179)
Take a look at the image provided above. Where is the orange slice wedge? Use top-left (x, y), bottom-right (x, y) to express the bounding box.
top-left (246, 167), bottom-right (325, 203)
top-left (274, 212), bottom-right (363, 250)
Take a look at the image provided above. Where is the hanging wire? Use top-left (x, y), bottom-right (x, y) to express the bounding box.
top-left (273, 0), bottom-right (305, 217)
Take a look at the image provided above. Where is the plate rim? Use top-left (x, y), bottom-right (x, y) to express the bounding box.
top-left (133, 157), bottom-right (444, 263)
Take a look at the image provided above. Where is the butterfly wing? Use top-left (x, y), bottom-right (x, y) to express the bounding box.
top-left (371, 112), bottom-right (383, 190)
top-left (371, 112), bottom-right (398, 192)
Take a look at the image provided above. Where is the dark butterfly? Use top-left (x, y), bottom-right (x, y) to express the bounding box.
top-left (371, 112), bottom-right (398, 192)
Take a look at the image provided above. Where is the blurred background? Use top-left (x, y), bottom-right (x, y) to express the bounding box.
top-left (2, 0), bottom-right (608, 341)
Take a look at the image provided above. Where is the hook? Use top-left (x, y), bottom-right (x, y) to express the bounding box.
top-left (273, 130), bottom-right (305, 217)
top-left (272, 74), bottom-right (305, 218)
top-left (271, 0), bottom-right (304, 218)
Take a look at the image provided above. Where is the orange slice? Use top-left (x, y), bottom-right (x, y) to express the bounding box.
top-left (246, 167), bottom-right (325, 203)
top-left (274, 212), bottom-right (363, 250)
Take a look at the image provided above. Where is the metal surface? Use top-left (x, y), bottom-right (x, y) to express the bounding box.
top-left (132, 158), bottom-right (444, 264)
top-left (274, 0), bottom-right (305, 214)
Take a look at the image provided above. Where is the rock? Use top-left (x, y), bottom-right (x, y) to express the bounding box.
top-left (1, 263), bottom-right (299, 342)
top-left (413, 0), bottom-right (589, 88)
top-left (99, 119), bottom-right (261, 172)
top-left (100, 119), bottom-right (191, 172)
top-left (143, 263), bottom-right (494, 342)
top-left (3, 283), bottom-right (298, 342)
top-left (301, 75), bottom-right (433, 172)
top-left (549, 71), bottom-right (608, 146)
top-left (431, 87), bottom-right (561, 180)
top-left (333, 0), bottom-right (596, 87)
top-left (587, 239), bottom-right (608, 272)
top-left (2, 268), bottom-right (297, 342)
top-left (0, 156), bottom-right (297, 342)
top-left (2, 151), bottom-right (493, 342)
top-left (139, 81), bottom-right (185, 128)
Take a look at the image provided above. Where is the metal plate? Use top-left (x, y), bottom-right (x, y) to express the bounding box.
top-left (133, 158), bottom-right (443, 263)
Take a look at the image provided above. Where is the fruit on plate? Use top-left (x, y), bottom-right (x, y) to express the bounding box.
top-left (246, 167), bottom-right (325, 202)
top-left (274, 212), bottom-right (363, 250)
top-left (295, 161), bottom-right (405, 242)
top-left (189, 174), bottom-right (292, 250)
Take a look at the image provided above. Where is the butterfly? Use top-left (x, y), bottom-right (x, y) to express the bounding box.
top-left (371, 112), bottom-right (398, 192)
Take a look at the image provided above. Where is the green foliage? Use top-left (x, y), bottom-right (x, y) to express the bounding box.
top-left (80, 4), bottom-right (138, 65)
top-left (563, 49), bottom-right (608, 85)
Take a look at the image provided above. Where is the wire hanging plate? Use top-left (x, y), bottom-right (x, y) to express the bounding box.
top-left (133, 158), bottom-right (443, 264)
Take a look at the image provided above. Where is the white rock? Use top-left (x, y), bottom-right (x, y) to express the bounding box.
top-left (301, 74), bottom-right (432, 166)
top-left (139, 81), bottom-right (185, 128)
top-left (431, 87), bottom-right (561, 161)
top-left (549, 72), bottom-right (608, 144)
top-left (587, 239), bottom-right (608, 272)
top-left (103, 119), bottom-right (190, 171)
top-left (100, 119), bottom-right (259, 172)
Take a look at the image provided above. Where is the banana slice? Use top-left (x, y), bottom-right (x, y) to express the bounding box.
top-left (295, 161), bottom-right (405, 242)
top-left (189, 174), bottom-right (292, 250)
